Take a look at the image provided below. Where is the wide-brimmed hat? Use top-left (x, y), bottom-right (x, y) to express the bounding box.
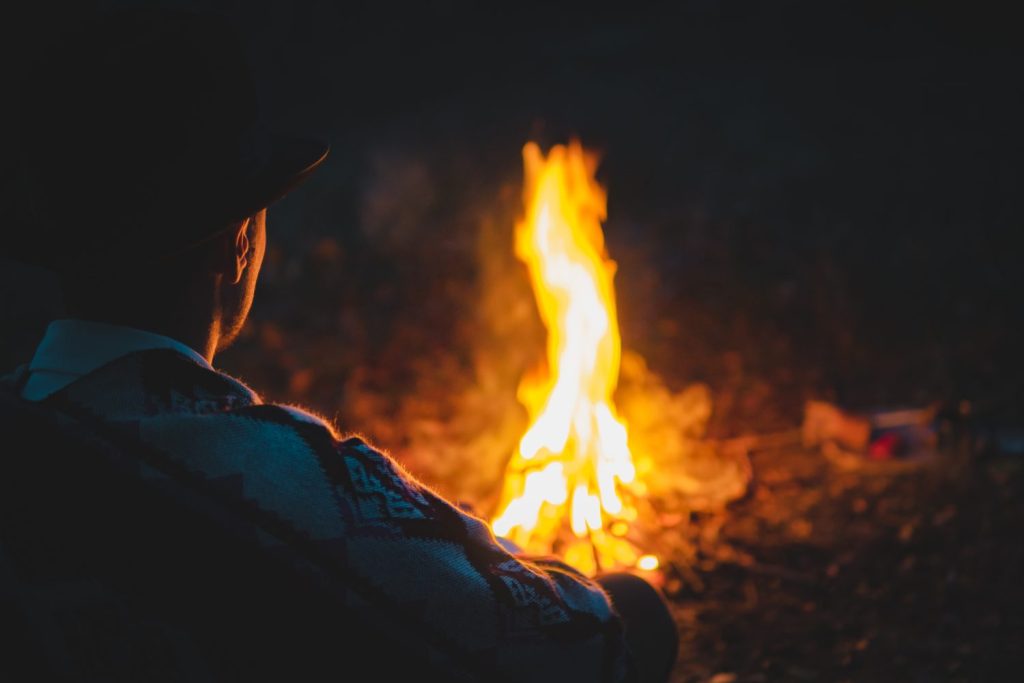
top-left (9, 8), bottom-right (329, 272)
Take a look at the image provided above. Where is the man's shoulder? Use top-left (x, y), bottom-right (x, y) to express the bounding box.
top-left (117, 378), bottom-right (433, 540)
top-left (238, 401), bottom-right (339, 435)
top-left (206, 402), bottom-right (435, 522)
top-left (34, 347), bottom-right (426, 521)
top-left (44, 347), bottom-right (261, 417)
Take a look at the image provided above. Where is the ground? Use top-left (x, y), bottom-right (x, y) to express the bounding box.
top-left (665, 441), bottom-right (1024, 682)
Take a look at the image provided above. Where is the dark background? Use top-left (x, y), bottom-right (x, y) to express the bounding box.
top-left (3, 0), bottom-right (1022, 432)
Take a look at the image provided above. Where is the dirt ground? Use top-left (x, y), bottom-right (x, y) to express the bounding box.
top-left (663, 439), bottom-right (1024, 683)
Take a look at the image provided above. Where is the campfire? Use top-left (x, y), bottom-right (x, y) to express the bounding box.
top-left (490, 141), bottom-right (654, 575)
top-left (314, 137), bottom-right (754, 578)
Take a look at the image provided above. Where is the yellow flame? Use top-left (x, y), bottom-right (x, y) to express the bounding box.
top-left (491, 141), bottom-right (651, 574)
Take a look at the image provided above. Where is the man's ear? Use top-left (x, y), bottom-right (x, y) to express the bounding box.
top-left (229, 218), bottom-right (251, 284)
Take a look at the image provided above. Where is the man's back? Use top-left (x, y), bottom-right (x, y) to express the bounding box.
top-left (1, 376), bottom-right (434, 681)
top-left (1, 348), bottom-right (630, 682)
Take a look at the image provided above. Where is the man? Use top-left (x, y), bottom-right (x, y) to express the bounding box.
top-left (2, 8), bottom-right (677, 682)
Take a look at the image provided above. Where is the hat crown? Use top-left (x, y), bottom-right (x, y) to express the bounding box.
top-left (23, 9), bottom-right (258, 167)
top-left (15, 10), bottom-right (260, 265)
top-left (10, 8), bottom-right (329, 272)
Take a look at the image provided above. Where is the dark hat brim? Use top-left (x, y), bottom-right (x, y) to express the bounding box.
top-left (7, 7), bottom-right (334, 271)
top-left (227, 134), bottom-right (330, 224)
top-left (10, 133), bottom-right (331, 270)
top-left (152, 132), bottom-right (330, 258)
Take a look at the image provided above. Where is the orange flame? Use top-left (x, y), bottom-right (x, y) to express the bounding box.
top-left (492, 141), bottom-right (649, 575)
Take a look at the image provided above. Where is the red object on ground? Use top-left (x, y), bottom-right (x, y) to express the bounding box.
top-left (868, 432), bottom-right (904, 460)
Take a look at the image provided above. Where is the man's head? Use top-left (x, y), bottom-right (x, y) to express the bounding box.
top-left (10, 8), bottom-right (326, 357)
top-left (58, 209), bottom-right (270, 360)
top-left (58, 209), bottom-right (268, 362)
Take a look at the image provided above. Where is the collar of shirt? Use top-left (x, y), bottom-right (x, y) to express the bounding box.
top-left (21, 318), bottom-right (212, 401)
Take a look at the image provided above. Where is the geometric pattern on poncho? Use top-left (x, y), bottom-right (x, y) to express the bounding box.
top-left (19, 349), bottom-right (632, 683)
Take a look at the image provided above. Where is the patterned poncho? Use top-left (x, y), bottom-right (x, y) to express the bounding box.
top-left (1, 349), bottom-right (631, 682)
